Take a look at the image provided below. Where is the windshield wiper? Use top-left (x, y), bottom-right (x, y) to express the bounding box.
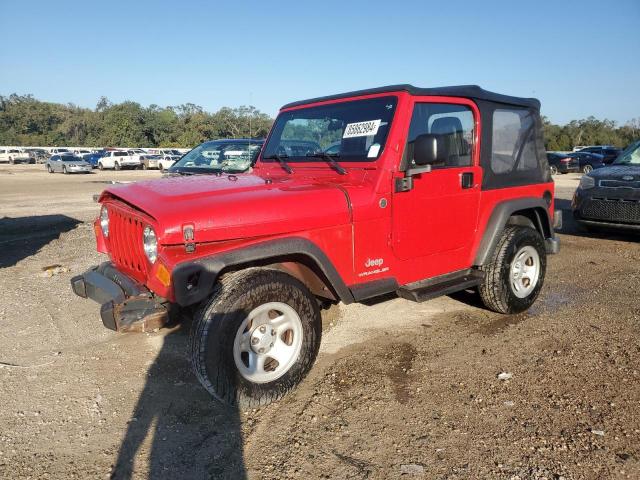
top-left (263, 154), bottom-right (293, 174)
top-left (306, 152), bottom-right (347, 175)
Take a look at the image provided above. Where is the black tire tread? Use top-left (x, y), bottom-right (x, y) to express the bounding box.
top-left (479, 225), bottom-right (546, 314)
top-left (190, 268), bottom-right (320, 408)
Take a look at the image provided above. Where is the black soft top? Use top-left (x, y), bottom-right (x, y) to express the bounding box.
top-left (281, 84), bottom-right (540, 110)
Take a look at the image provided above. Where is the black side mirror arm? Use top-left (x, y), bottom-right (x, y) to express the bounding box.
top-left (395, 164), bottom-right (432, 193)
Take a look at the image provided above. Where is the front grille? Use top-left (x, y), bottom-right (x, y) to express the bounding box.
top-left (582, 198), bottom-right (640, 224)
top-left (600, 179), bottom-right (640, 189)
top-left (107, 205), bottom-right (149, 279)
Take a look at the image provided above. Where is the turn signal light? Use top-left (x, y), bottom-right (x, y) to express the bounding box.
top-left (155, 262), bottom-right (171, 287)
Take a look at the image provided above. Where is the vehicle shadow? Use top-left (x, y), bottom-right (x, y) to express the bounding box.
top-left (555, 198), bottom-right (639, 241)
top-left (110, 321), bottom-right (246, 479)
top-left (0, 215), bottom-right (81, 268)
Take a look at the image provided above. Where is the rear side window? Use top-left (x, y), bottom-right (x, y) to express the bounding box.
top-left (491, 109), bottom-right (538, 174)
top-left (114, 152), bottom-right (128, 156)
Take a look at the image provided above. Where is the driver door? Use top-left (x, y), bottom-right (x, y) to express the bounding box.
top-left (392, 99), bottom-right (481, 269)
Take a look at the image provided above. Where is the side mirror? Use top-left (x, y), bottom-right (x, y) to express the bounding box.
top-left (413, 133), bottom-right (448, 166)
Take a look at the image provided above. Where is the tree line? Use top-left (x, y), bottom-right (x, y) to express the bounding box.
top-left (0, 94), bottom-right (273, 148)
top-left (0, 93), bottom-right (638, 150)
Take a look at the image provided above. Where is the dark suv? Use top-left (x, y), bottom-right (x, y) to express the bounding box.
top-left (71, 84), bottom-right (561, 407)
top-left (573, 140), bottom-right (640, 230)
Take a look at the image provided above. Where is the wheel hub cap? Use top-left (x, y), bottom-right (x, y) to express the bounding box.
top-left (233, 302), bottom-right (304, 384)
top-left (509, 246), bottom-right (540, 298)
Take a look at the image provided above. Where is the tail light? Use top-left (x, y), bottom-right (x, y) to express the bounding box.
top-left (560, 158), bottom-right (571, 163)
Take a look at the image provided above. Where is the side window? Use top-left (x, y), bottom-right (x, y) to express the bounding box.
top-left (491, 109), bottom-right (538, 175)
top-left (407, 103), bottom-right (474, 168)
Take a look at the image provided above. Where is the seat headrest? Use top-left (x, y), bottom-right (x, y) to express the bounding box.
top-left (431, 117), bottom-right (463, 135)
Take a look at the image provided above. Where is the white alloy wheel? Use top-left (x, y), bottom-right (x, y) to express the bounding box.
top-left (233, 301), bottom-right (303, 384)
top-left (510, 246), bottom-right (540, 298)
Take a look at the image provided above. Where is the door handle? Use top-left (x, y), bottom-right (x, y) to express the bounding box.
top-left (461, 172), bottom-right (474, 189)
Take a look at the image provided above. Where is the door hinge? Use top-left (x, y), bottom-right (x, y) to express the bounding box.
top-left (395, 176), bottom-right (413, 193)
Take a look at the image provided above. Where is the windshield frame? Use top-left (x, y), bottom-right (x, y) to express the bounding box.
top-left (260, 94), bottom-right (399, 165)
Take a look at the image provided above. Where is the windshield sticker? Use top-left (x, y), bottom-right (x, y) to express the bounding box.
top-left (343, 119), bottom-right (381, 138)
top-left (367, 143), bottom-right (381, 158)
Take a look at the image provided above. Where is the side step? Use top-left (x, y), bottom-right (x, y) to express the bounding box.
top-left (397, 269), bottom-right (484, 303)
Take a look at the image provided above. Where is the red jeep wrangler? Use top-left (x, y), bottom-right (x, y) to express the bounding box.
top-left (71, 85), bottom-right (560, 407)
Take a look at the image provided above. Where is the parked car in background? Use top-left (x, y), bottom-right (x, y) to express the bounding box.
top-left (82, 151), bottom-right (106, 168)
top-left (140, 155), bottom-right (163, 170)
top-left (168, 138), bottom-right (264, 175)
top-left (0, 148), bottom-right (30, 164)
top-left (49, 148), bottom-right (71, 155)
top-left (577, 146), bottom-right (621, 164)
top-left (546, 152), bottom-right (580, 175)
top-left (158, 153), bottom-right (182, 171)
top-left (573, 140), bottom-right (640, 231)
top-left (98, 150), bottom-right (140, 170)
top-left (25, 148), bottom-right (49, 163)
top-left (46, 154), bottom-right (92, 174)
top-left (566, 151), bottom-right (606, 174)
top-left (73, 148), bottom-right (93, 157)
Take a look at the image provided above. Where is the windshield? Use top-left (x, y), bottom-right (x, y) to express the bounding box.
top-left (262, 96), bottom-right (398, 163)
top-left (613, 141), bottom-right (640, 165)
top-left (169, 141), bottom-right (263, 174)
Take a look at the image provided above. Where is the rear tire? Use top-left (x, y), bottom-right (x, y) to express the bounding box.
top-left (98, 162), bottom-right (104, 170)
top-left (114, 162), bottom-right (121, 171)
top-left (62, 166), bottom-right (68, 174)
top-left (549, 165), bottom-right (558, 176)
top-left (47, 165), bottom-right (53, 173)
top-left (479, 226), bottom-right (546, 314)
top-left (159, 163), bottom-right (164, 172)
top-left (582, 164), bottom-right (593, 174)
top-left (190, 268), bottom-right (321, 408)
top-left (142, 163), bottom-right (148, 170)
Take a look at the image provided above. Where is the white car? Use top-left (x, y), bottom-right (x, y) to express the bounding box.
top-left (97, 151), bottom-right (140, 170)
top-left (158, 154), bottom-right (180, 171)
top-left (0, 148), bottom-right (30, 164)
top-left (73, 149), bottom-right (93, 157)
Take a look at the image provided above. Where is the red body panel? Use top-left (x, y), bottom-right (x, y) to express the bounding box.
top-left (94, 90), bottom-right (555, 300)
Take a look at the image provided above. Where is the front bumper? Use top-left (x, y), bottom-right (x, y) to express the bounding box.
top-left (71, 262), bottom-right (168, 332)
top-left (69, 166), bottom-right (92, 173)
top-left (573, 186), bottom-right (640, 229)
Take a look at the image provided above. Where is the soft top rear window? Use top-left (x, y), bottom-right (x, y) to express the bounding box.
top-left (262, 96), bottom-right (398, 163)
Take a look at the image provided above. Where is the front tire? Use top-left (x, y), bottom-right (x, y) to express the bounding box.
top-left (98, 162), bottom-right (104, 170)
top-left (114, 161), bottom-right (121, 171)
top-left (549, 165), bottom-right (558, 176)
top-left (190, 268), bottom-right (321, 407)
top-left (479, 226), bottom-right (546, 314)
top-left (62, 166), bottom-right (68, 174)
top-left (582, 164), bottom-right (593, 174)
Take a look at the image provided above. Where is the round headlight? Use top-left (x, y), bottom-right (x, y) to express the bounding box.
top-left (579, 175), bottom-right (596, 190)
top-left (100, 206), bottom-right (109, 237)
top-left (143, 226), bottom-right (158, 263)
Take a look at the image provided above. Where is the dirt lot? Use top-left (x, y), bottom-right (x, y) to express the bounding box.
top-left (0, 165), bottom-right (638, 480)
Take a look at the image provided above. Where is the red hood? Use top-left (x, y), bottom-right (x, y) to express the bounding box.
top-left (102, 173), bottom-right (352, 244)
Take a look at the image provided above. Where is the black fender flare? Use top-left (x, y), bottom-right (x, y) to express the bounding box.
top-left (474, 197), bottom-right (555, 266)
top-left (171, 237), bottom-right (354, 307)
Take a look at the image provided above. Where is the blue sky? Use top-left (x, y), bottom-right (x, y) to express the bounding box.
top-left (1, 0), bottom-right (638, 124)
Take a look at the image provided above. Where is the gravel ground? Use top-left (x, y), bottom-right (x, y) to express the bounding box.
top-left (0, 165), bottom-right (638, 479)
